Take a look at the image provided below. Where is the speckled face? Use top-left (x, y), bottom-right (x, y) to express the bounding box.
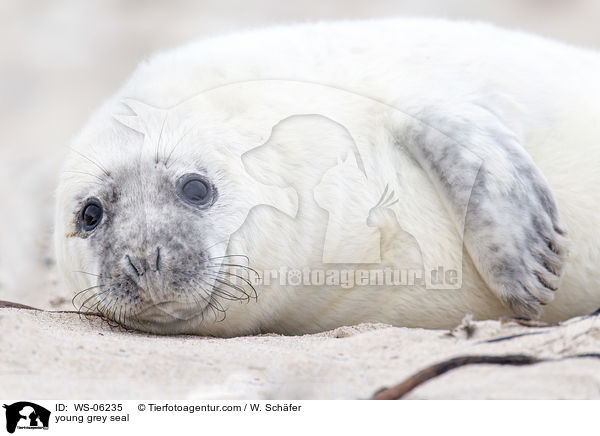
top-left (54, 94), bottom-right (267, 335)
top-left (65, 157), bottom-right (244, 333)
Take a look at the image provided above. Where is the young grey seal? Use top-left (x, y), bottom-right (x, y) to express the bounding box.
top-left (55, 18), bottom-right (600, 336)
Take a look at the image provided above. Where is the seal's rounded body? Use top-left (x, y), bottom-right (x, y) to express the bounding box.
top-left (55, 18), bottom-right (600, 336)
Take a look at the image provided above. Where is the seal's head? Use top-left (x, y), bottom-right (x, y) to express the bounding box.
top-left (54, 97), bottom-right (273, 335)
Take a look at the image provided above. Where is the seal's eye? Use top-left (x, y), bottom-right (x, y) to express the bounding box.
top-left (177, 174), bottom-right (215, 207)
top-left (183, 179), bottom-right (208, 202)
top-left (80, 199), bottom-right (103, 232)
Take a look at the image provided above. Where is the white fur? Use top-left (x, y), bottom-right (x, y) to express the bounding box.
top-left (55, 18), bottom-right (600, 336)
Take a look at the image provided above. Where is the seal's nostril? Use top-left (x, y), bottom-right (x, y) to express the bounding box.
top-left (124, 249), bottom-right (161, 280)
top-left (125, 255), bottom-right (145, 278)
top-left (154, 247), bottom-right (161, 272)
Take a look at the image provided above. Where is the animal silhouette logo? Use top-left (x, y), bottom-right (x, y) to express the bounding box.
top-left (110, 80), bottom-right (477, 296)
top-left (3, 402), bottom-right (50, 433)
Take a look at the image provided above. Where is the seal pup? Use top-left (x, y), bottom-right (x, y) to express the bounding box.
top-left (55, 18), bottom-right (600, 336)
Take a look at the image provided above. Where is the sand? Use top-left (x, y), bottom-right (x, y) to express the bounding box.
top-left (2, 307), bottom-right (599, 399)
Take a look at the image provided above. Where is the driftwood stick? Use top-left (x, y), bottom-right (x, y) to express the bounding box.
top-left (0, 300), bottom-right (42, 311)
top-left (372, 354), bottom-right (540, 400)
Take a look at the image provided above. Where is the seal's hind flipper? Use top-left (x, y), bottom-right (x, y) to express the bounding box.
top-left (400, 102), bottom-right (569, 318)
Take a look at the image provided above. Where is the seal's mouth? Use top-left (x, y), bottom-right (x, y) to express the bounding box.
top-left (118, 300), bottom-right (210, 335)
top-left (83, 258), bottom-right (259, 334)
top-left (134, 301), bottom-right (202, 323)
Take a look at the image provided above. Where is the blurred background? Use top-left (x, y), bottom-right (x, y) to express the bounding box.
top-left (1, 0), bottom-right (599, 309)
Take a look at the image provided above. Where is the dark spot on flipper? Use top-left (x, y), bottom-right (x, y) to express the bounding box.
top-left (402, 104), bottom-right (568, 320)
top-left (543, 259), bottom-right (557, 275)
top-left (504, 291), bottom-right (539, 318)
top-left (531, 215), bottom-right (558, 251)
top-left (553, 224), bottom-right (567, 236)
top-left (546, 239), bottom-right (561, 255)
top-left (535, 271), bottom-right (558, 291)
top-left (534, 249), bottom-right (560, 275)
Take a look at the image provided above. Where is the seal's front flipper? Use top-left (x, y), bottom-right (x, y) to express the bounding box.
top-left (400, 104), bottom-right (569, 318)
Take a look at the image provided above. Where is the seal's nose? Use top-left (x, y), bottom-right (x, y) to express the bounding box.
top-left (123, 247), bottom-right (161, 282)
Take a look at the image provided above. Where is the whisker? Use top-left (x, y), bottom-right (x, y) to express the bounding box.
top-left (68, 147), bottom-right (111, 177)
top-left (62, 170), bottom-right (106, 183)
top-left (206, 272), bottom-right (258, 301)
top-left (79, 290), bottom-right (105, 314)
top-left (72, 284), bottom-right (105, 311)
top-left (72, 270), bottom-right (101, 277)
top-left (208, 295), bottom-right (227, 322)
top-left (211, 277), bottom-right (251, 301)
top-left (164, 127), bottom-right (195, 168)
top-left (206, 263), bottom-right (261, 278)
top-left (84, 287), bottom-right (112, 314)
top-left (210, 270), bottom-right (258, 294)
top-left (155, 115), bottom-right (167, 164)
top-left (199, 276), bottom-right (238, 299)
top-left (201, 238), bottom-right (232, 254)
top-left (208, 254), bottom-right (251, 265)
